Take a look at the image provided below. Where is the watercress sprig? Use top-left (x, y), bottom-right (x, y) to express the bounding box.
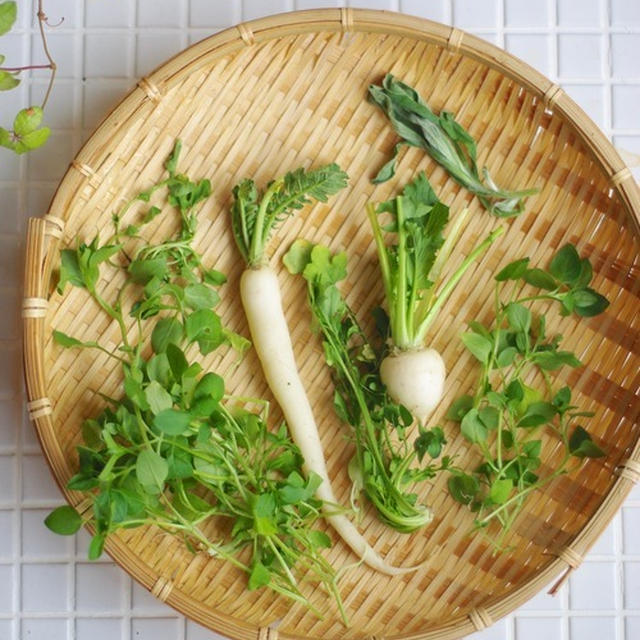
top-left (447, 243), bottom-right (608, 551)
top-left (284, 241), bottom-right (452, 533)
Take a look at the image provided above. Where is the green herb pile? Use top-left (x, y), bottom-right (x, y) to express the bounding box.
top-left (369, 74), bottom-right (537, 217)
top-left (45, 142), bottom-right (346, 620)
top-left (446, 244), bottom-right (608, 550)
top-left (284, 240), bottom-right (451, 533)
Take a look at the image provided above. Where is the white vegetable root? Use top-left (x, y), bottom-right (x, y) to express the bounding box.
top-left (240, 266), bottom-right (414, 575)
top-left (380, 348), bottom-right (446, 423)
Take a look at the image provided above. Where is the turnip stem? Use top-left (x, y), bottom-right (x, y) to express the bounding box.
top-left (366, 203), bottom-right (393, 314)
top-left (395, 196), bottom-right (410, 349)
top-left (415, 227), bottom-right (504, 344)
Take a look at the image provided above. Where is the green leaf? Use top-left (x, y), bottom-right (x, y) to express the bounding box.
top-left (251, 493), bottom-right (278, 535)
top-left (154, 409), bottom-right (192, 435)
top-left (522, 268), bottom-right (557, 290)
top-left (478, 406), bottom-right (499, 430)
top-left (88, 533), bottom-right (106, 560)
top-left (194, 372), bottom-right (224, 402)
top-left (151, 317), bottom-right (183, 353)
top-left (14, 126), bottom-right (50, 153)
top-left (460, 408), bottom-right (488, 443)
top-left (461, 332), bottom-right (493, 363)
top-left (553, 386), bottom-right (571, 410)
top-left (184, 309), bottom-right (222, 355)
top-left (495, 257), bottom-right (530, 281)
top-left (146, 353), bottom-right (170, 386)
top-left (448, 473), bottom-right (479, 505)
top-left (202, 268), bottom-right (227, 286)
top-left (14, 106), bottom-right (43, 135)
top-left (44, 505), bottom-right (82, 535)
top-left (135, 450), bottom-right (168, 493)
top-left (184, 283), bottom-right (220, 310)
top-left (446, 395), bottom-right (474, 421)
top-left (53, 330), bottom-right (83, 348)
top-left (518, 401), bottom-right (557, 428)
top-left (164, 140), bottom-right (182, 175)
top-left (166, 343), bottom-right (188, 381)
top-left (569, 426), bottom-right (605, 458)
top-left (308, 530), bottom-right (332, 549)
top-left (506, 303), bottom-right (531, 334)
top-left (57, 249), bottom-right (84, 292)
top-left (128, 257), bottom-right (168, 284)
top-left (496, 346), bottom-right (517, 368)
top-left (489, 478), bottom-right (513, 504)
top-left (414, 426), bottom-right (446, 461)
top-left (248, 561), bottom-right (271, 590)
top-left (550, 244), bottom-right (582, 285)
top-left (142, 205), bottom-right (162, 224)
top-left (372, 142), bottom-right (403, 184)
top-left (0, 1), bottom-right (17, 36)
top-left (572, 288), bottom-right (609, 317)
top-left (144, 380), bottom-right (173, 414)
top-left (533, 350), bottom-right (581, 370)
top-left (0, 70), bottom-right (19, 91)
top-left (283, 238), bottom-right (314, 275)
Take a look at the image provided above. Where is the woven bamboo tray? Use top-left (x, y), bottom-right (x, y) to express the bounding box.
top-left (23, 9), bottom-right (640, 640)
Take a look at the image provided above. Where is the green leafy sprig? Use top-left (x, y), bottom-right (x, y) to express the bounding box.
top-left (1, 1), bottom-right (57, 154)
top-left (47, 142), bottom-right (345, 620)
top-left (368, 74), bottom-right (537, 217)
top-left (368, 172), bottom-right (504, 351)
top-left (230, 164), bottom-right (348, 267)
top-left (284, 241), bottom-right (451, 533)
top-left (446, 244), bottom-right (608, 551)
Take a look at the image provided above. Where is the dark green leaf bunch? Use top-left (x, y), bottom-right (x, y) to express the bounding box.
top-left (46, 343), bottom-right (343, 619)
top-left (368, 74), bottom-right (537, 217)
top-left (284, 240), bottom-right (453, 534)
top-left (0, 3), bottom-right (51, 153)
top-left (47, 142), bottom-right (346, 620)
top-left (230, 164), bottom-right (348, 266)
top-left (447, 244), bottom-right (608, 550)
top-left (56, 140), bottom-right (246, 359)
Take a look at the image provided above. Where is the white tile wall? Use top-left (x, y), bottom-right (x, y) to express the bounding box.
top-left (0, 2), bottom-right (638, 640)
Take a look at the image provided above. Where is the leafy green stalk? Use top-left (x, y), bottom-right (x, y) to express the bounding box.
top-left (368, 172), bottom-right (503, 351)
top-left (447, 244), bottom-right (608, 551)
top-left (48, 142), bottom-right (345, 621)
top-left (284, 242), bottom-right (452, 533)
top-left (368, 74), bottom-right (537, 217)
top-left (230, 164), bottom-right (348, 267)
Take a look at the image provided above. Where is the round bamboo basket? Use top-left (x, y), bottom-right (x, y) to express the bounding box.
top-left (23, 9), bottom-right (640, 640)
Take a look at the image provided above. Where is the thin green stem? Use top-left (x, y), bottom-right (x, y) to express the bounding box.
top-left (394, 196), bottom-right (409, 348)
top-left (415, 227), bottom-right (504, 343)
top-left (248, 179), bottom-right (282, 265)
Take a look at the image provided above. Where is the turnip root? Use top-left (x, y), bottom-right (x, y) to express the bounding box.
top-left (368, 173), bottom-right (504, 422)
top-left (379, 348), bottom-right (445, 423)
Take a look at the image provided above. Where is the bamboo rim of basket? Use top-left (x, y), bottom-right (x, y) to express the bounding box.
top-left (22, 9), bottom-right (640, 640)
